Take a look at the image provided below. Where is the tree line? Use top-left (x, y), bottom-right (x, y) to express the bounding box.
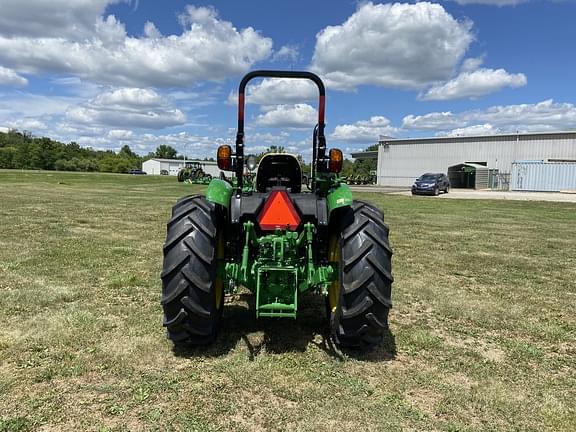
top-left (0, 130), bottom-right (183, 173)
top-left (0, 129), bottom-right (377, 177)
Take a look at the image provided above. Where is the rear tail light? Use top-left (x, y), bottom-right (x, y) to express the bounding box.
top-left (217, 145), bottom-right (232, 170)
top-left (328, 148), bottom-right (343, 173)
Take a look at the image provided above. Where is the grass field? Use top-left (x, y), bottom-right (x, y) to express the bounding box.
top-left (1, 170), bottom-right (575, 431)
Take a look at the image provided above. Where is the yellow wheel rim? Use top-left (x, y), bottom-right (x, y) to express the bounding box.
top-left (327, 235), bottom-right (341, 313)
top-left (215, 231), bottom-right (225, 309)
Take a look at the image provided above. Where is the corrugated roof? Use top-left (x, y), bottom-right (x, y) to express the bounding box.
top-left (379, 131), bottom-right (576, 146)
top-left (463, 163), bottom-right (489, 170)
top-left (350, 150), bottom-right (378, 159)
top-left (350, 131), bottom-right (576, 159)
top-left (351, 131), bottom-right (576, 159)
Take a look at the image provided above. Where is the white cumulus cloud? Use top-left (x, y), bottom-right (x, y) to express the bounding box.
top-left (461, 57), bottom-right (484, 72)
top-left (311, 2), bottom-right (473, 90)
top-left (272, 45), bottom-right (299, 62)
top-left (403, 99), bottom-right (576, 133)
top-left (468, 99), bottom-right (576, 130)
top-left (0, 5), bottom-right (273, 87)
top-left (4, 118), bottom-right (47, 131)
top-left (107, 129), bottom-right (134, 139)
top-left (402, 112), bottom-right (463, 130)
top-left (0, 92), bottom-right (80, 134)
top-left (0, 66), bottom-right (28, 87)
top-left (254, 104), bottom-right (317, 129)
top-left (229, 78), bottom-right (319, 106)
top-left (0, 0), bottom-right (125, 38)
top-left (66, 88), bottom-right (186, 129)
top-left (420, 68), bottom-right (527, 100)
top-left (143, 21), bottom-right (162, 38)
top-left (331, 116), bottom-right (398, 143)
top-left (93, 87), bottom-right (166, 108)
top-left (439, 124), bottom-right (501, 137)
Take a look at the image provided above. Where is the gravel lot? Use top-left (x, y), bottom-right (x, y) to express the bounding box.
top-left (395, 189), bottom-right (576, 203)
top-left (349, 185), bottom-right (576, 203)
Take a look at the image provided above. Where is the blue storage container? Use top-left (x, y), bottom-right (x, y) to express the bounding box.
top-left (511, 161), bottom-right (576, 192)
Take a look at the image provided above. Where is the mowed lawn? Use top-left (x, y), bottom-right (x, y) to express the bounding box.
top-left (1, 170), bottom-right (575, 432)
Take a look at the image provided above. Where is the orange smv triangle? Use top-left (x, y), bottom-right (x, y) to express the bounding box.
top-left (258, 190), bottom-right (301, 231)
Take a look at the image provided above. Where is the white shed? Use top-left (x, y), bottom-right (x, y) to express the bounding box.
top-left (142, 158), bottom-right (228, 177)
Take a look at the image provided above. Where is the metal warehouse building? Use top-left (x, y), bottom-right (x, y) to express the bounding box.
top-left (353, 131), bottom-right (576, 192)
top-left (142, 158), bottom-right (226, 177)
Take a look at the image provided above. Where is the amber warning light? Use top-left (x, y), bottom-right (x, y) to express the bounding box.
top-left (217, 145), bottom-right (232, 170)
top-left (258, 191), bottom-right (301, 231)
top-left (329, 148), bottom-right (343, 173)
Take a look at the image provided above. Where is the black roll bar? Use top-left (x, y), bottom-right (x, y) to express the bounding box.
top-left (235, 70), bottom-right (326, 193)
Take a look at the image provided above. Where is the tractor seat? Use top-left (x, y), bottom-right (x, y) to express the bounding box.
top-left (256, 154), bottom-right (302, 193)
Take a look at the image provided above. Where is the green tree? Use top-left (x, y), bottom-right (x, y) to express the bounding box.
top-left (351, 143), bottom-right (378, 177)
top-left (341, 159), bottom-right (354, 177)
top-left (119, 144), bottom-right (137, 159)
top-left (0, 146), bottom-right (17, 168)
top-left (142, 152), bottom-right (156, 161)
top-left (99, 155), bottom-right (137, 173)
top-left (365, 143), bottom-right (379, 152)
top-left (38, 137), bottom-right (58, 170)
top-left (14, 141), bottom-right (31, 169)
top-left (155, 145), bottom-right (178, 159)
top-left (267, 145), bottom-right (285, 153)
top-left (0, 130), bottom-right (141, 173)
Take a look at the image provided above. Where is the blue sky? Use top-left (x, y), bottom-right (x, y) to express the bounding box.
top-left (1, 0), bottom-right (575, 159)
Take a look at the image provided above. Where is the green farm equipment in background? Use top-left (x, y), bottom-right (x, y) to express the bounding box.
top-left (345, 172), bottom-right (376, 185)
top-left (177, 161), bottom-right (212, 184)
top-left (161, 71), bottom-right (393, 350)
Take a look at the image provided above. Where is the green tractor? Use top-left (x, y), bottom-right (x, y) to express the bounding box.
top-left (160, 71), bottom-right (393, 350)
top-left (177, 161), bottom-right (212, 184)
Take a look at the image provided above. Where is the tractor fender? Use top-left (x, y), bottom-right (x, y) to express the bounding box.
top-left (327, 183), bottom-right (353, 219)
top-left (206, 178), bottom-right (233, 209)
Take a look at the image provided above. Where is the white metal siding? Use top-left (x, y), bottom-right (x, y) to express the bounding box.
top-left (142, 159), bottom-right (160, 175)
top-left (164, 161), bottom-right (183, 176)
top-left (377, 136), bottom-right (576, 187)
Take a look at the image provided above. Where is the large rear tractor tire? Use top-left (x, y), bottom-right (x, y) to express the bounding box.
top-left (161, 195), bottom-right (225, 346)
top-left (328, 201), bottom-right (393, 350)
